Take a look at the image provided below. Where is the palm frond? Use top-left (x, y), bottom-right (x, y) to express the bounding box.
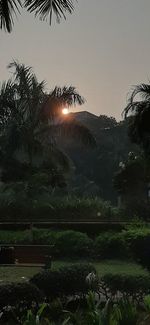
top-left (24, 0), bottom-right (75, 24)
top-left (50, 120), bottom-right (96, 148)
top-left (50, 86), bottom-right (85, 106)
top-left (130, 84), bottom-right (150, 102)
top-left (123, 101), bottom-right (146, 119)
top-left (0, 61), bottom-right (95, 184)
top-left (0, 79), bottom-right (16, 125)
top-left (41, 86), bottom-right (85, 121)
top-left (8, 61), bottom-right (33, 88)
top-left (45, 145), bottom-right (71, 172)
top-left (0, 0), bottom-right (21, 32)
top-left (123, 82), bottom-right (150, 154)
top-left (124, 83), bottom-right (150, 118)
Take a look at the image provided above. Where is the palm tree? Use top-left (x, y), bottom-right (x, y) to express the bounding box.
top-left (0, 61), bottom-right (96, 185)
top-left (0, 0), bottom-right (75, 33)
top-left (124, 83), bottom-right (150, 156)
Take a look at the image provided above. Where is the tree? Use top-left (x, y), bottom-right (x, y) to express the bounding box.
top-left (124, 83), bottom-right (150, 156)
top-left (113, 153), bottom-right (150, 218)
top-left (0, 0), bottom-right (75, 33)
top-left (0, 61), bottom-right (96, 185)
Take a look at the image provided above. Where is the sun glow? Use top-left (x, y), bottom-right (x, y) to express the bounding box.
top-left (62, 108), bottom-right (69, 115)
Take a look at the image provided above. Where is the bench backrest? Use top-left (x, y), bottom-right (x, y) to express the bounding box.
top-left (0, 245), bottom-right (52, 264)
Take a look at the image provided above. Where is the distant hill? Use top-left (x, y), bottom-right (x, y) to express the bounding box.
top-left (70, 111), bottom-right (99, 122)
top-left (70, 111), bottom-right (117, 134)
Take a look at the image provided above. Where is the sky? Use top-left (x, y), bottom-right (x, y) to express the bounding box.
top-left (1, 0), bottom-right (150, 120)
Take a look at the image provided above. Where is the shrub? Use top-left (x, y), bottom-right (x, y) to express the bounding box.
top-left (94, 232), bottom-right (128, 259)
top-left (0, 282), bottom-right (43, 308)
top-left (101, 273), bottom-right (150, 300)
top-left (0, 230), bottom-right (33, 245)
top-left (0, 229), bottom-right (93, 258)
top-left (122, 227), bottom-right (150, 270)
top-left (27, 229), bottom-right (93, 258)
top-left (31, 228), bottom-right (57, 245)
top-left (54, 230), bottom-right (93, 257)
top-left (30, 263), bottom-right (97, 298)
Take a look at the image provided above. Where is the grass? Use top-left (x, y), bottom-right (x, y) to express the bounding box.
top-left (53, 259), bottom-right (149, 276)
top-left (0, 259), bottom-right (148, 283)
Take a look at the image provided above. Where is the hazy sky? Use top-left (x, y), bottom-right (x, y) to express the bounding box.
top-left (1, 0), bottom-right (150, 120)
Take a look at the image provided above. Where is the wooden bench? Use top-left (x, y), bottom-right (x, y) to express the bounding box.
top-left (0, 245), bottom-right (53, 268)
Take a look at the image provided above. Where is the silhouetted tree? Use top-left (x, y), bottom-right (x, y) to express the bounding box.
top-left (124, 83), bottom-right (150, 156)
top-left (0, 61), bottom-right (96, 184)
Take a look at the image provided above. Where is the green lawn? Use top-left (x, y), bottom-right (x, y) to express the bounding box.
top-left (0, 260), bottom-right (148, 283)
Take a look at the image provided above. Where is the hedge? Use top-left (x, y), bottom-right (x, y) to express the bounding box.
top-left (30, 263), bottom-right (97, 298)
top-left (1, 227), bottom-right (150, 264)
top-left (0, 282), bottom-right (43, 307)
top-left (101, 273), bottom-right (150, 301)
top-left (0, 229), bottom-right (93, 258)
top-left (94, 232), bottom-right (128, 259)
top-left (121, 227), bottom-right (150, 270)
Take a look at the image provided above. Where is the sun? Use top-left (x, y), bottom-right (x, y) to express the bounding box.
top-left (62, 108), bottom-right (69, 115)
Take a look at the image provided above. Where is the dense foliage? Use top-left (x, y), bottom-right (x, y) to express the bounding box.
top-left (64, 115), bottom-right (137, 203)
top-left (94, 232), bottom-right (128, 259)
top-left (0, 62), bottom-right (95, 195)
top-left (0, 282), bottom-right (43, 308)
top-left (114, 154), bottom-right (150, 218)
top-left (30, 263), bottom-right (97, 299)
top-left (1, 290), bottom-right (150, 324)
top-left (0, 187), bottom-right (119, 221)
top-left (101, 273), bottom-right (150, 301)
top-left (1, 227), bottom-right (150, 266)
top-left (124, 83), bottom-right (150, 157)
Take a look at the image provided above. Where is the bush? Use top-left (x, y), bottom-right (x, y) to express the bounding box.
top-left (101, 273), bottom-right (150, 300)
top-left (54, 230), bottom-right (93, 257)
top-left (0, 230), bottom-right (34, 245)
top-left (94, 232), bottom-right (128, 259)
top-left (31, 228), bottom-right (57, 245)
top-left (30, 263), bottom-right (97, 298)
top-left (0, 282), bottom-right (43, 307)
top-left (0, 229), bottom-right (93, 258)
top-left (122, 227), bottom-right (150, 270)
top-left (26, 229), bottom-right (93, 258)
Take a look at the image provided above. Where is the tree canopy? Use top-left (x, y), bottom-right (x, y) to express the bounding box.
top-left (0, 61), bottom-right (96, 186)
top-left (124, 83), bottom-right (150, 156)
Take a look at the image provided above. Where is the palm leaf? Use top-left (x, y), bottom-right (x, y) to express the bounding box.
top-left (0, 0), bottom-right (21, 32)
top-left (124, 83), bottom-right (150, 118)
top-left (50, 86), bottom-right (85, 106)
top-left (0, 79), bottom-right (17, 125)
top-left (41, 86), bottom-right (85, 121)
top-left (130, 84), bottom-right (150, 102)
top-left (123, 82), bottom-right (150, 155)
top-left (24, 0), bottom-right (75, 23)
top-left (45, 145), bottom-right (71, 172)
top-left (50, 120), bottom-right (96, 147)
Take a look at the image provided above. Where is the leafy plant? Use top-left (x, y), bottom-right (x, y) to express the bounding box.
top-left (113, 299), bottom-right (138, 325)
